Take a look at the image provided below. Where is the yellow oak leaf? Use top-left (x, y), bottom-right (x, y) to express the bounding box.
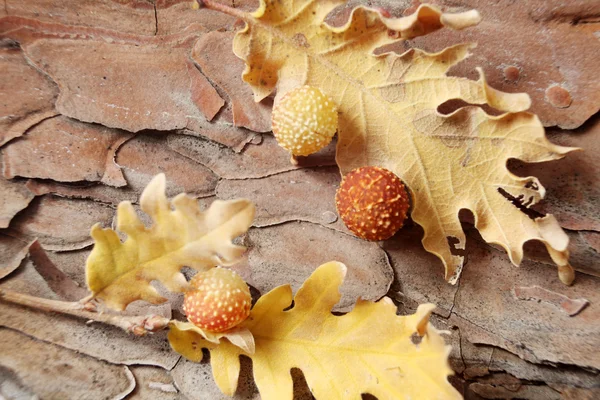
top-left (85, 174), bottom-right (255, 310)
top-left (170, 320), bottom-right (255, 354)
top-left (219, 0), bottom-right (576, 284)
top-left (169, 261), bottom-right (459, 400)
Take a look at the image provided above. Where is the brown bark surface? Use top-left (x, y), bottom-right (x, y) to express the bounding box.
top-left (0, 1), bottom-right (598, 399)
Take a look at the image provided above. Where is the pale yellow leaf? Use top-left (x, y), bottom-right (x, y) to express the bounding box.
top-left (169, 261), bottom-right (459, 400)
top-left (230, 0), bottom-right (577, 284)
top-left (168, 324), bottom-right (216, 363)
top-left (85, 174), bottom-right (255, 310)
top-left (170, 320), bottom-right (255, 354)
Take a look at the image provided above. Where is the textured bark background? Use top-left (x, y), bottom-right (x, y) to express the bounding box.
top-left (1, 0), bottom-right (599, 399)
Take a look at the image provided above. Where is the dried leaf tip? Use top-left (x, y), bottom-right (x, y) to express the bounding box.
top-left (440, 10), bottom-right (482, 30)
top-left (558, 263), bottom-right (575, 286)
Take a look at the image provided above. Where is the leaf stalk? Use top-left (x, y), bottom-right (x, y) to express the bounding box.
top-left (200, 0), bottom-right (249, 20)
top-left (0, 289), bottom-right (170, 336)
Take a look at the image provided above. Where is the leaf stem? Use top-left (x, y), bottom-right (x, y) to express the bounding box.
top-left (0, 289), bottom-right (170, 336)
top-left (200, 0), bottom-right (249, 20)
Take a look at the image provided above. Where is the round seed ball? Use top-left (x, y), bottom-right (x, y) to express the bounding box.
top-left (271, 85), bottom-right (338, 156)
top-left (183, 267), bottom-right (251, 333)
top-left (336, 166), bottom-right (410, 241)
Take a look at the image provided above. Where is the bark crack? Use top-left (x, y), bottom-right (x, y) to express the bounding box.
top-left (153, 2), bottom-right (159, 36)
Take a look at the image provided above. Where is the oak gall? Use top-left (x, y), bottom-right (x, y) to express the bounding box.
top-left (271, 86), bottom-right (338, 156)
top-left (183, 267), bottom-right (251, 333)
top-left (336, 166), bottom-right (410, 241)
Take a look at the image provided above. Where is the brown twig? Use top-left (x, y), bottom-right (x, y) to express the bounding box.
top-left (200, 0), bottom-right (249, 20)
top-left (0, 289), bottom-right (170, 336)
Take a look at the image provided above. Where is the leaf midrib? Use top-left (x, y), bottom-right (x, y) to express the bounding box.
top-left (252, 331), bottom-right (440, 358)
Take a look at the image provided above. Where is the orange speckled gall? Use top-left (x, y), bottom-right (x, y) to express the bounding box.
top-left (183, 267), bottom-right (251, 333)
top-left (336, 166), bottom-right (410, 241)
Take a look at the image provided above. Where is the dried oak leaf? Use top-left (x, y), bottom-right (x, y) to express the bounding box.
top-left (85, 173), bottom-right (255, 310)
top-left (229, 0), bottom-right (577, 284)
top-left (169, 261), bottom-right (459, 400)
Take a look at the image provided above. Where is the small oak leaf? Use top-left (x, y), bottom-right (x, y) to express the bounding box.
top-left (230, 0), bottom-right (577, 284)
top-left (85, 174), bottom-right (255, 310)
top-left (169, 261), bottom-right (459, 400)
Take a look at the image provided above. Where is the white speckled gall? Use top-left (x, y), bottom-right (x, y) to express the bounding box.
top-left (271, 86), bottom-right (338, 156)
